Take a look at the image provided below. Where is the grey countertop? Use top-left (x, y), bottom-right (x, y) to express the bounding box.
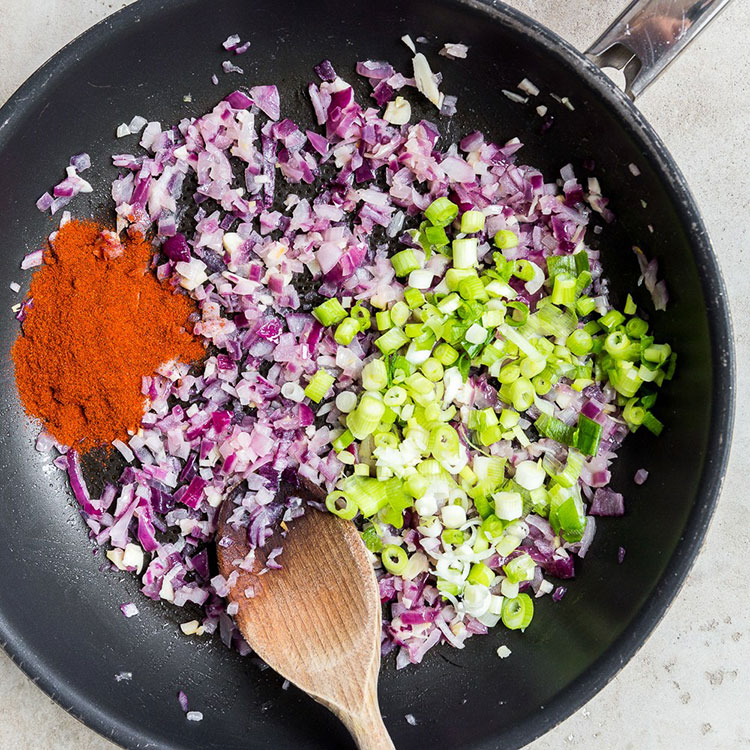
top-left (1, 1), bottom-right (748, 748)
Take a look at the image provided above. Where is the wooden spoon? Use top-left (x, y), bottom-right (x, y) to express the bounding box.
top-left (216, 484), bottom-right (395, 750)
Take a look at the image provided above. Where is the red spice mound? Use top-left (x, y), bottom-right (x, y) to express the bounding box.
top-left (13, 220), bottom-right (205, 449)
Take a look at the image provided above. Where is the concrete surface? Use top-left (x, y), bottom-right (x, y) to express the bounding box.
top-left (0, 0), bottom-right (747, 748)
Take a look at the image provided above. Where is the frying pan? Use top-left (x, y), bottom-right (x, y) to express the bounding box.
top-left (0, 0), bottom-right (735, 748)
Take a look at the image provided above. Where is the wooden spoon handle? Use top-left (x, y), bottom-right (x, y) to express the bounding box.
top-left (334, 700), bottom-right (395, 750)
top-left (325, 666), bottom-right (394, 750)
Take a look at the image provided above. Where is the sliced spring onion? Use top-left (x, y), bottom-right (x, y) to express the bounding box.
top-left (642, 411), bottom-right (664, 435)
top-left (519, 356), bottom-right (546, 379)
top-left (391, 249), bottom-right (421, 277)
top-left (361, 525), bottom-right (383, 553)
top-left (383, 385), bottom-right (407, 407)
top-left (438, 292), bottom-right (462, 314)
top-left (623, 398), bottom-right (646, 428)
top-left (304, 369), bottom-right (335, 402)
top-left (547, 251), bottom-right (588, 280)
top-left (479, 514), bottom-right (505, 541)
top-left (404, 472), bottom-right (428, 499)
top-left (390, 355), bottom-right (416, 382)
top-left (332, 429), bottom-right (354, 453)
top-left (503, 553), bottom-right (535, 583)
top-left (375, 327), bottom-right (409, 354)
top-left (404, 287), bottom-right (425, 309)
top-left (390, 301), bottom-right (410, 327)
top-left (376, 310), bottom-right (392, 330)
top-left (428, 424), bottom-right (460, 461)
top-left (482, 308), bottom-right (505, 329)
top-left (405, 372), bottom-right (433, 396)
top-left (534, 413), bottom-right (576, 446)
top-left (599, 309), bottom-right (626, 331)
top-left (514, 460), bottom-right (545, 490)
top-left (334, 317), bottom-right (360, 345)
top-left (442, 528), bottom-right (465, 546)
top-left (513, 259), bottom-right (535, 282)
top-left (608, 362), bottom-right (643, 397)
top-left (458, 274), bottom-right (488, 302)
top-left (472, 494), bottom-right (493, 520)
top-left (485, 279), bottom-right (516, 299)
top-left (420, 358), bottom-right (444, 382)
top-left (575, 415), bottom-right (602, 456)
top-left (452, 238), bottom-right (478, 270)
top-left (501, 593), bottom-right (534, 630)
top-left (465, 323), bottom-right (488, 346)
top-left (575, 270), bottom-right (592, 297)
top-left (408, 269), bottom-right (435, 289)
top-left (494, 491), bottom-right (523, 521)
top-left (505, 301), bottom-right (529, 327)
top-left (548, 448), bottom-right (585, 488)
top-left (643, 343), bottom-right (671, 365)
top-left (493, 230), bottom-right (518, 250)
top-left (554, 493), bottom-right (587, 542)
top-left (509, 377), bottom-right (535, 411)
top-left (533, 303), bottom-right (578, 340)
top-left (316, 171), bottom-right (674, 650)
top-left (350, 304), bottom-right (371, 331)
top-left (460, 210), bottom-right (486, 233)
top-left (325, 491), bottom-right (358, 520)
top-left (381, 544), bottom-right (408, 574)
top-left (625, 316), bottom-right (648, 339)
top-left (441, 503), bottom-right (467, 528)
top-left (341, 476), bottom-right (388, 516)
top-left (347, 393), bottom-right (386, 439)
top-left (313, 298), bottom-right (347, 326)
top-left (425, 197), bottom-right (459, 227)
top-left (566, 328), bottom-right (593, 356)
top-left (499, 408), bottom-right (520, 429)
top-left (335, 391), bottom-right (357, 413)
top-left (361, 359), bottom-right (388, 391)
top-left (424, 224), bottom-right (449, 248)
top-left (576, 296), bottom-right (596, 316)
top-left (604, 331), bottom-right (632, 359)
top-left (551, 275), bottom-right (576, 307)
top-left (467, 562), bottom-right (495, 587)
top-left (498, 362), bottom-right (520, 384)
top-left (445, 268), bottom-right (475, 291)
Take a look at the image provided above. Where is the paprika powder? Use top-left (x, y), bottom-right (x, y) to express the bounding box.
top-left (12, 220), bottom-right (205, 450)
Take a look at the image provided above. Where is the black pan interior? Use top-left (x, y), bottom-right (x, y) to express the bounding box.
top-left (0, 0), bottom-right (733, 748)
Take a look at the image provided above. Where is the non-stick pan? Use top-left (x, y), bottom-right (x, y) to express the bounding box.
top-left (0, 1), bottom-right (734, 748)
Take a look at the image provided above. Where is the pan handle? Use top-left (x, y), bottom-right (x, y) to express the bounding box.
top-left (586, 0), bottom-right (732, 99)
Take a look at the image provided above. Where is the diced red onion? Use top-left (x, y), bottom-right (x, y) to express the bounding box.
top-left (21, 249), bottom-right (44, 270)
top-left (590, 488), bottom-right (625, 517)
top-left (120, 602), bottom-right (139, 618)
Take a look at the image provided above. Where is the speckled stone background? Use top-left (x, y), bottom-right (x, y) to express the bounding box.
top-left (0, 1), bottom-right (747, 748)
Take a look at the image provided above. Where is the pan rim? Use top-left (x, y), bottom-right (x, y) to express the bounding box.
top-left (0, 0), bottom-right (735, 748)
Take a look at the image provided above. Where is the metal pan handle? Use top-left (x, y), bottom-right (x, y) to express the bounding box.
top-left (586, 0), bottom-right (732, 99)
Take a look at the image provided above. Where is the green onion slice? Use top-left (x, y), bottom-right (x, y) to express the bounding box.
top-left (502, 593), bottom-right (534, 630)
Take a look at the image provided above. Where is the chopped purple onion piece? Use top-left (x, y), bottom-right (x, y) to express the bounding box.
top-left (120, 602), bottom-right (139, 618)
top-left (590, 488), bottom-right (625, 517)
top-left (225, 90), bottom-right (254, 109)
